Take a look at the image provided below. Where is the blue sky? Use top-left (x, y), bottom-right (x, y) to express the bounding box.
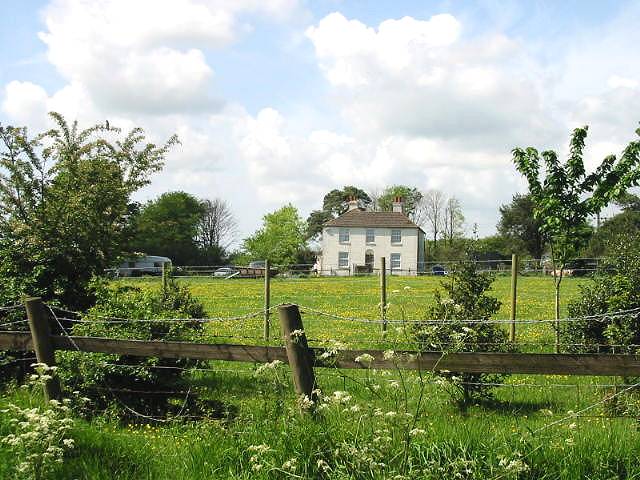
top-left (1, 0), bottom-right (639, 240)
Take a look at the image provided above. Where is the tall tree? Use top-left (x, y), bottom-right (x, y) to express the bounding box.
top-left (497, 193), bottom-right (546, 258)
top-left (423, 189), bottom-right (446, 255)
top-left (244, 204), bottom-right (307, 265)
top-left (0, 113), bottom-right (176, 308)
top-left (513, 124), bottom-right (640, 350)
top-left (443, 196), bottom-right (465, 246)
top-left (306, 186), bottom-right (371, 239)
top-left (377, 185), bottom-right (423, 221)
top-left (196, 198), bottom-right (237, 263)
top-left (130, 191), bottom-right (205, 265)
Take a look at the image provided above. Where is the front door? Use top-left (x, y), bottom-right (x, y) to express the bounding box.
top-left (365, 250), bottom-right (374, 272)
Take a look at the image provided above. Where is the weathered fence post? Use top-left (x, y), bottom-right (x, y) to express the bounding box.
top-left (278, 304), bottom-right (316, 404)
top-left (24, 297), bottom-right (62, 401)
top-left (380, 256), bottom-right (387, 333)
top-left (510, 253), bottom-right (518, 342)
top-left (264, 259), bottom-right (271, 341)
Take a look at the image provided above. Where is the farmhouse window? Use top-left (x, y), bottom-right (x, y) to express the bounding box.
top-left (338, 252), bottom-right (349, 268)
top-left (366, 229), bottom-right (375, 243)
top-left (339, 228), bottom-right (350, 243)
top-left (391, 229), bottom-right (401, 243)
top-left (390, 253), bottom-right (401, 270)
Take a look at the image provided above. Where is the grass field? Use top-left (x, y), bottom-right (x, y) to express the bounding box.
top-left (2, 274), bottom-right (640, 479)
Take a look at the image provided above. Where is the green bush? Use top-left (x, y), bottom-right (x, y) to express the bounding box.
top-left (414, 260), bottom-right (514, 406)
top-left (57, 278), bottom-right (206, 420)
top-left (562, 235), bottom-right (640, 355)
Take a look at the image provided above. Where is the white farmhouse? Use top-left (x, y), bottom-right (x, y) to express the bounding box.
top-left (320, 197), bottom-right (426, 275)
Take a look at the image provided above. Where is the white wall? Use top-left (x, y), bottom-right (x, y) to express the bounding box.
top-left (321, 226), bottom-right (420, 275)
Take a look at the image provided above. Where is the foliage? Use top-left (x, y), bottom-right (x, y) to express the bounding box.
top-left (442, 196), bottom-right (465, 247)
top-left (0, 113), bottom-right (177, 309)
top-left (130, 191), bottom-right (205, 265)
top-left (1, 364), bottom-right (75, 480)
top-left (57, 278), bottom-right (206, 418)
top-left (587, 193), bottom-right (640, 257)
top-left (377, 185), bottom-right (423, 216)
top-left (243, 204), bottom-right (307, 266)
top-left (562, 235), bottom-right (640, 355)
top-left (513, 124), bottom-right (640, 321)
top-left (415, 260), bottom-right (513, 405)
top-left (306, 186), bottom-right (371, 238)
top-left (498, 193), bottom-right (546, 258)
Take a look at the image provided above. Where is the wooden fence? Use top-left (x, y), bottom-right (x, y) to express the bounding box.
top-left (1, 298), bottom-right (640, 402)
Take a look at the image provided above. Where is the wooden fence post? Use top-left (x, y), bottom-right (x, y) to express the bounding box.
top-left (380, 257), bottom-right (387, 333)
top-left (264, 259), bottom-right (270, 341)
top-left (510, 253), bottom-right (518, 342)
top-left (278, 304), bottom-right (316, 403)
top-left (162, 261), bottom-right (171, 294)
top-left (24, 297), bottom-right (62, 401)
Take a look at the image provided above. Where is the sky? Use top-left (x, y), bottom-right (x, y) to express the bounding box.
top-left (1, 0), bottom-right (639, 243)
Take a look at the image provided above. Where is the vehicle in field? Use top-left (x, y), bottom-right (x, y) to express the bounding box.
top-left (114, 255), bottom-right (171, 277)
top-left (213, 267), bottom-right (238, 278)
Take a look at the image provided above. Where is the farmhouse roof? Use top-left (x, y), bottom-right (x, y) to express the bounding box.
top-left (324, 209), bottom-right (424, 231)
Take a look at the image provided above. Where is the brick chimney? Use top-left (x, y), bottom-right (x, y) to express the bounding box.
top-left (392, 196), bottom-right (404, 213)
top-left (347, 196), bottom-right (359, 211)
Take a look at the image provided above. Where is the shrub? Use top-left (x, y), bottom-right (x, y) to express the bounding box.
top-left (562, 235), bottom-right (640, 355)
top-left (57, 278), bottom-right (206, 420)
top-left (414, 260), bottom-right (514, 406)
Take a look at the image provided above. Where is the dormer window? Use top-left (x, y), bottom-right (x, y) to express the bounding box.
top-left (391, 229), bottom-right (401, 244)
top-left (339, 228), bottom-right (350, 243)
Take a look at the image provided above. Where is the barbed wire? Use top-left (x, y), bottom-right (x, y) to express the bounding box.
top-left (0, 304), bottom-right (24, 312)
top-left (0, 319), bottom-right (29, 329)
top-left (0, 356), bottom-right (38, 368)
top-left (47, 304), bottom-right (282, 323)
top-left (46, 305), bottom-right (195, 424)
top-left (298, 305), bottom-right (640, 325)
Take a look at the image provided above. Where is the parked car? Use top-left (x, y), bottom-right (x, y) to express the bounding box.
top-left (213, 267), bottom-right (238, 278)
top-left (248, 260), bottom-right (266, 269)
top-left (431, 265), bottom-right (447, 276)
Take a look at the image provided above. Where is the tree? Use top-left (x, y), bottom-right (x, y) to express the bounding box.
top-left (442, 197), bottom-right (465, 247)
top-left (196, 198), bottom-right (237, 264)
top-left (423, 189), bottom-right (446, 257)
top-left (587, 193), bottom-right (640, 257)
top-left (306, 186), bottom-right (371, 238)
top-left (0, 113), bottom-right (176, 309)
top-left (513, 124), bottom-right (640, 350)
top-left (377, 185), bottom-right (423, 221)
top-left (244, 204), bottom-right (307, 265)
top-left (130, 191), bottom-right (205, 266)
top-left (497, 193), bottom-right (546, 259)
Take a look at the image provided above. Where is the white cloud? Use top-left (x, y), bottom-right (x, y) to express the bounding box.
top-left (37, 0), bottom-right (300, 114)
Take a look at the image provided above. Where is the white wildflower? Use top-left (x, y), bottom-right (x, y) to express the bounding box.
top-left (355, 353), bottom-right (375, 366)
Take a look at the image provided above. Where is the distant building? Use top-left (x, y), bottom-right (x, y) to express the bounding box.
top-left (320, 197), bottom-right (425, 275)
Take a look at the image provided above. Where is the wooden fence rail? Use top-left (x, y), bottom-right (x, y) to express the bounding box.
top-left (3, 298), bottom-right (640, 402)
top-left (3, 331), bottom-right (640, 377)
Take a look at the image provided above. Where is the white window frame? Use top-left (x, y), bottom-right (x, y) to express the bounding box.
top-left (339, 228), bottom-right (350, 243)
top-left (390, 253), bottom-right (401, 270)
top-left (366, 229), bottom-right (375, 243)
top-left (391, 229), bottom-right (402, 244)
top-left (338, 251), bottom-right (349, 268)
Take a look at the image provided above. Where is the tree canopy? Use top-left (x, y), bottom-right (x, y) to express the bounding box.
top-left (0, 112), bottom-right (177, 308)
top-left (497, 193), bottom-right (546, 259)
top-left (306, 186), bottom-right (371, 239)
top-left (513, 124), bottom-right (640, 329)
top-left (244, 204), bottom-right (307, 265)
top-left (130, 191), bottom-right (205, 265)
